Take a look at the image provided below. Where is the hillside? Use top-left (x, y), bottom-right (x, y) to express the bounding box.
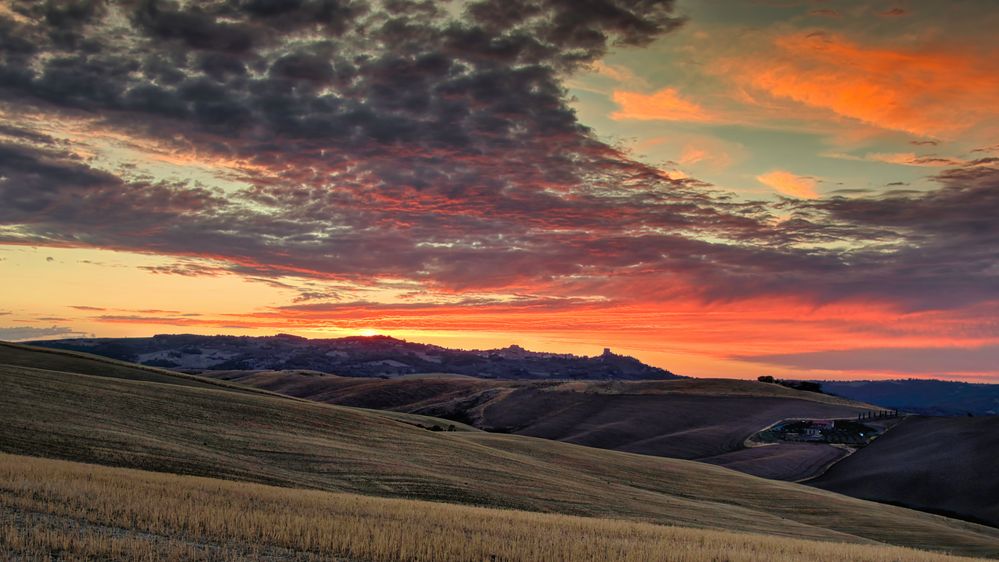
top-left (811, 416), bottom-right (999, 527)
top-left (818, 379), bottom-right (999, 416)
top-left (31, 334), bottom-right (679, 380)
top-left (206, 371), bottom-right (878, 480)
top-left (2, 344), bottom-right (997, 557)
top-left (0, 342), bottom-right (475, 432)
top-left (0, 340), bottom-right (275, 396)
top-left (2, 454), bottom-right (989, 562)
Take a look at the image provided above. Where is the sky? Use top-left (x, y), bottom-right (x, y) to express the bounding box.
top-left (1, 0), bottom-right (997, 381)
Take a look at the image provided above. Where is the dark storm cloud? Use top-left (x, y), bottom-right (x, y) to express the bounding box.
top-left (780, 163), bottom-right (999, 308)
top-left (0, 142), bottom-right (225, 237)
top-left (0, 0), bottom-right (996, 311)
top-left (0, 123), bottom-right (56, 145)
top-left (1, 0), bottom-right (684, 144)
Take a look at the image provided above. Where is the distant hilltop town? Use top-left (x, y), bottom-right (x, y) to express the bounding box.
top-left (31, 334), bottom-right (681, 380)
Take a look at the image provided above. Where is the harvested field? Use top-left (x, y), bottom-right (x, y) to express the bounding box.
top-left (1, 453), bottom-right (992, 562)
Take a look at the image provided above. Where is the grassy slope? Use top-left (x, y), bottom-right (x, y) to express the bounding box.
top-left (1, 453), bottom-right (988, 562)
top-left (1, 353), bottom-right (998, 557)
top-left (0, 341), bottom-right (277, 395)
top-left (0, 342), bottom-right (476, 433)
top-left (811, 416), bottom-right (999, 527)
top-left (209, 371), bottom-right (875, 477)
top-left (210, 371), bottom-right (873, 408)
top-left (476, 388), bottom-right (868, 457)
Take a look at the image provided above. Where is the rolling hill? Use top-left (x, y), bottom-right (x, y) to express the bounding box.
top-left (811, 415), bottom-right (999, 527)
top-left (2, 342), bottom-right (998, 558)
top-left (0, 341), bottom-right (291, 395)
top-left (204, 370), bottom-right (879, 481)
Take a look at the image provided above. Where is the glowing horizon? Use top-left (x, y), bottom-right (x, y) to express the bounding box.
top-left (1, 0), bottom-right (997, 382)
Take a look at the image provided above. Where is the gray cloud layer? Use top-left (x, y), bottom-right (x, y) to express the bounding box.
top-left (0, 325), bottom-right (82, 341)
top-left (0, 0), bottom-right (996, 311)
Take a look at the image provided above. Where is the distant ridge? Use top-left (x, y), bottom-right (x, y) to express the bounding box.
top-left (813, 379), bottom-right (999, 416)
top-left (30, 334), bottom-right (681, 380)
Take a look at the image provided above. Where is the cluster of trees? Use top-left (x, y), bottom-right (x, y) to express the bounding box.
top-left (757, 376), bottom-right (824, 394)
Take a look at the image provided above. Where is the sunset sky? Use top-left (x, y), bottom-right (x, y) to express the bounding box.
top-left (1, 0), bottom-right (997, 381)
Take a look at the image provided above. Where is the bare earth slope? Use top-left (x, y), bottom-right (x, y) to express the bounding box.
top-left (209, 371), bottom-right (876, 478)
top-left (811, 416), bottom-right (999, 527)
top-left (1, 349), bottom-right (998, 556)
top-left (699, 444), bottom-right (850, 482)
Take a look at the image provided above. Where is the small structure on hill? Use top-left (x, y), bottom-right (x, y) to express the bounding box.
top-left (758, 418), bottom-right (879, 446)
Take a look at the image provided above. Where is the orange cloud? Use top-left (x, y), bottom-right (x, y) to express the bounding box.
top-left (611, 88), bottom-right (716, 122)
top-left (733, 32), bottom-right (999, 138)
top-left (756, 170), bottom-right (819, 198)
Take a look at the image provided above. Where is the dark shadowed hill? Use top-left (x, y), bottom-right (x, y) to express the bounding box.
top-left (205, 371), bottom-right (879, 481)
top-left (30, 334), bottom-right (679, 380)
top-left (810, 415), bottom-right (999, 528)
top-left (818, 379), bottom-right (999, 416)
top-left (3, 343), bottom-right (999, 558)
